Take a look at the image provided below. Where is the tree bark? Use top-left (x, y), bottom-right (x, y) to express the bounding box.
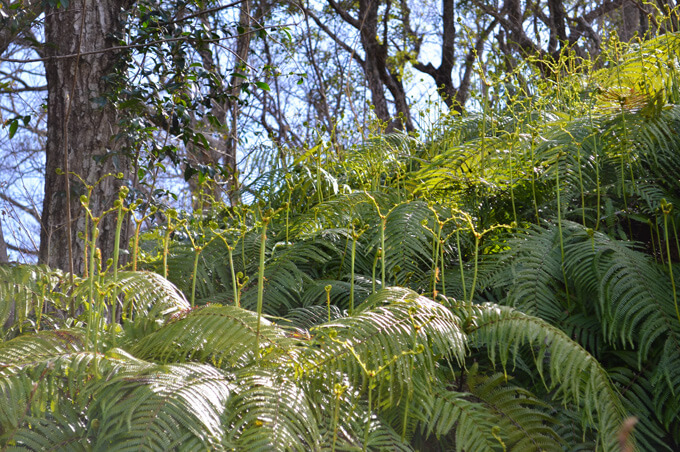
top-left (0, 217), bottom-right (8, 263)
top-left (40, 0), bottom-right (131, 274)
top-left (357, 0), bottom-right (392, 127)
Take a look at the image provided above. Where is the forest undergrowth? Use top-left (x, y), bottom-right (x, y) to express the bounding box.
top-left (2, 25), bottom-right (680, 452)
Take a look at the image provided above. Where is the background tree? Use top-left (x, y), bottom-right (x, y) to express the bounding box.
top-left (39, 0), bottom-right (132, 274)
top-left (1, 0), bottom-right (678, 266)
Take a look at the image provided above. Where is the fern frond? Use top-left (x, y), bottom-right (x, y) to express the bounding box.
top-left (307, 288), bottom-right (465, 405)
top-left (223, 368), bottom-right (320, 452)
top-left (90, 362), bottom-right (231, 451)
top-left (468, 371), bottom-right (563, 452)
top-left (379, 200), bottom-right (436, 288)
top-left (132, 304), bottom-right (290, 368)
top-left (286, 304), bottom-right (345, 329)
top-left (462, 302), bottom-right (627, 450)
top-left (421, 384), bottom-right (501, 452)
top-left (0, 264), bottom-right (71, 335)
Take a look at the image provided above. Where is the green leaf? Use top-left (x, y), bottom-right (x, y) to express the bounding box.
top-left (8, 119), bottom-right (18, 139)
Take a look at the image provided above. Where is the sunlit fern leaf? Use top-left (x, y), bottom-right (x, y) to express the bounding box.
top-left (290, 191), bottom-right (397, 237)
top-left (90, 362), bottom-right (231, 451)
top-left (0, 329), bottom-right (86, 367)
top-left (341, 133), bottom-right (415, 191)
top-left (324, 409), bottom-right (415, 452)
top-left (3, 403), bottom-right (91, 451)
top-left (101, 271), bottom-right (189, 317)
top-left (467, 371), bottom-right (563, 452)
top-left (632, 106), bottom-right (680, 192)
top-left (462, 303), bottom-right (627, 451)
top-left (223, 368), bottom-right (320, 451)
top-left (597, 33), bottom-right (680, 100)
top-left (239, 258), bottom-right (309, 315)
top-left (361, 416), bottom-right (415, 452)
top-left (375, 200), bottom-right (436, 289)
top-left (0, 264), bottom-right (71, 335)
top-left (300, 278), bottom-right (371, 310)
top-left (269, 236), bottom-right (337, 277)
top-left (307, 288), bottom-right (465, 406)
top-left (132, 304), bottom-right (291, 368)
top-left (286, 304), bottom-right (345, 330)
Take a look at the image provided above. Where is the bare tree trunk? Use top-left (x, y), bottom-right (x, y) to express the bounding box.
top-left (0, 219), bottom-right (8, 263)
top-left (40, 0), bottom-right (131, 274)
top-left (357, 0), bottom-right (392, 127)
top-left (618, 0), bottom-right (641, 41)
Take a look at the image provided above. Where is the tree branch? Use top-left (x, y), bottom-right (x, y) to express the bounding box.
top-left (303, 6), bottom-right (365, 67)
top-left (326, 0), bottom-right (361, 29)
top-left (0, 193), bottom-right (41, 223)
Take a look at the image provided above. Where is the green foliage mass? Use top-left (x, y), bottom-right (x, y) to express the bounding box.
top-left (3, 31), bottom-right (680, 451)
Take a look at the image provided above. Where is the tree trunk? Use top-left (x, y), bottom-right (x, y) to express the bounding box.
top-left (0, 218), bottom-right (8, 263)
top-left (225, 0), bottom-right (253, 206)
top-left (358, 0), bottom-right (392, 127)
top-left (40, 0), bottom-right (131, 274)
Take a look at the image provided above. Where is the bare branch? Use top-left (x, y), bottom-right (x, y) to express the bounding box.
top-left (6, 242), bottom-right (38, 256)
top-left (303, 6), bottom-right (365, 67)
top-left (326, 0), bottom-right (361, 29)
top-left (0, 193), bottom-right (41, 223)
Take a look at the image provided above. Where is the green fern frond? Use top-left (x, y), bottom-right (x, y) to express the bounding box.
top-left (286, 304), bottom-right (345, 329)
top-left (468, 371), bottom-right (563, 452)
top-left (239, 258), bottom-right (308, 315)
top-left (609, 353), bottom-right (676, 452)
top-left (307, 288), bottom-right (466, 404)
top-left (378, 201), bottom-right (436, 288)
top-left (3, 402), bottom-right (91, 451)
top-left (0, 264), bottom-right (71, 335)
top-left (132, 304), bottom-right (290, 368)
top-left (90, 362), bottom-right (231, 451)
top-left (462, 302), bottom-right (627, 450)
top-left (0, 329), bottom-right (86, 367)
top-left (223, 368), bottom-right (320, 452)
top-left (100, 271), bottom-right (190, 317)
top-left (300, 279), bottom-right (371, 311)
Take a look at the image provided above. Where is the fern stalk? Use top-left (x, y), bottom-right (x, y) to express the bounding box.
top-left (380, 216), bottom-right (386, 286)
top-left (190, 248), bottom-right (200, 307)
top-left (350, 228), bottom-right (357, 314)
top-left (372, 248), bottom-right (380, 294)
top-left (228, 244), bottom-right (239, 307)
top-left (331, 384), bottom-right (344, 452)
top-left (86, 219), bottom-right (99, 351)
top-left (162, 209), bottom-right (177, 279)
top-left (554, 152), bottom-right (572, 310)
top-left (325, 285), bottom-right (332, 322)
top-left (468, 233), bottom-right (480, 308)
top-left (256, 216), bottom-right (270, 357)
top-left (662, 200), bottom-right (680, 325)
top-left (110, 188), bottom-right (127, 342)
top-left (456, 229), bottom-right (467, 301)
